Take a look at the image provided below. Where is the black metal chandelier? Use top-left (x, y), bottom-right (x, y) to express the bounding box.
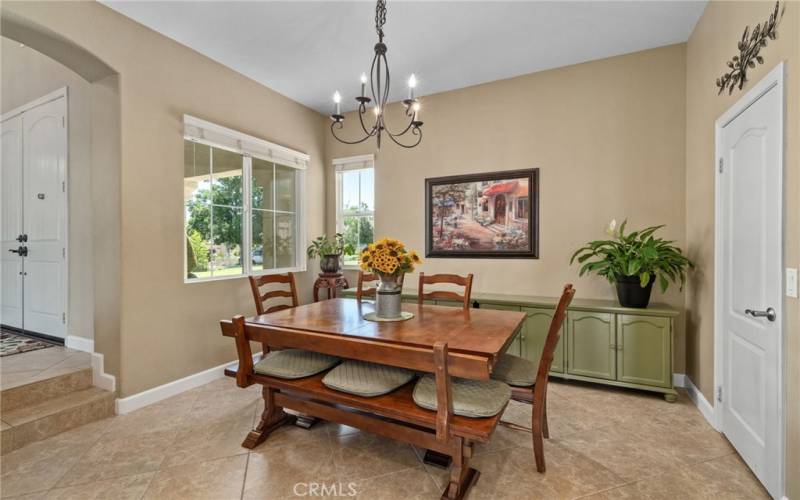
top-left (329, 0), bottom-right (423, 149)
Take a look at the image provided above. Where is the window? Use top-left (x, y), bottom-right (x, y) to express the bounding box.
top-left (183, 115), bottom-right (308, 282)
top-left (334, 155), bottom-right (375, 267)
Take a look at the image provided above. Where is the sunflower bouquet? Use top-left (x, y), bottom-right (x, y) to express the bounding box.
top-left (359, 237), bottom-right (422, 277)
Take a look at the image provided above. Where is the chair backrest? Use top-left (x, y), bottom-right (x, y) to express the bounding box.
top-left (356, 271), bottom-right (405, 300)
top-left (533, 284), bottom-right (575, 401)
top-left (418, 273), bottom-right (474, 310)
top-left (248, 273), bottom-right (299, 315)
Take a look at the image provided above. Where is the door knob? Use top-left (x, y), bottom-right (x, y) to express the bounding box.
top-left (16, 234), bottom-right (27, 243)
top-left (8, 246), bottom-right (28, 257)
top-left (745, 307), bottom-right (776, 322)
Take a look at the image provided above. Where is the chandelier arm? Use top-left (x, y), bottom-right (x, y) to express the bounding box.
top-left (357, 107), bottom-right (379, 137)
top-left (381, 53), bottom-right (390, 110)
top-left (383, 114), bottom-right (415, 137)
top-left (330, 121), bottom-right (375, 145)
top-left (369, 52), bottom-right (379, 106)
top-left (386, 125), bottom-right (422, 148)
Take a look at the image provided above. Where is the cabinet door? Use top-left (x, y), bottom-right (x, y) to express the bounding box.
top-left (567, 311), bottom-right (616, 380)
top-left (616, 315), bottom-right (672, 388)
top-left (520, 307), bottom-right (565, 373)
top-left (480, 303), bottom-right (521, 356)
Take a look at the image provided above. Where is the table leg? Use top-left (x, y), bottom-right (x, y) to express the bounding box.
top-left (242, 386), bottom-right (295, 449)
top-left (313, 285), bottom-right (320, 303)
top-left (441, 438), bottom-right (479, 500)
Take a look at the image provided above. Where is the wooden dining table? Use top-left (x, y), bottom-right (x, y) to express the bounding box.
top-left (221, 298), bottom-right (526, 500)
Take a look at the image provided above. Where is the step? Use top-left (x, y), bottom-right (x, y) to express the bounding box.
top-left (0, 386), bottom-right (115, 455)
top-left (1, 367), bottom-right (93, 411)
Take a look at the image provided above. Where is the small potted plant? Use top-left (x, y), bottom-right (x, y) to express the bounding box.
top-left (359, 237), bottom-right (422, 319)
top-left (570, 220), bottom-right (694, 308)
top-left (306, 233), bottom-right (355, 274)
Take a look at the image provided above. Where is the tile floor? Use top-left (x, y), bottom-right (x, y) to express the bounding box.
top-left (0, 346), bottom-right (91, 392)
top-left (0, 376), bottom-right (768, 499)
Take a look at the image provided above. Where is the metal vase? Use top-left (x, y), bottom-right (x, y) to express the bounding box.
top-left (375, 273), bottom-right (403, 319)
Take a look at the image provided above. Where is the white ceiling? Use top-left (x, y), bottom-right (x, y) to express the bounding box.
top-left (102, 1), bottom-right (706, 114)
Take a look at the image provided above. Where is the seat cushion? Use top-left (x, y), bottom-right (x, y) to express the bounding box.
top-left (412, 374), bottom-right (511, 418)
top-left (254, 349), bottom-right (340, 379)
top-left (322, 360), bottom-right (416, 397)
top-left (490, 353), bottom-right (538, 387)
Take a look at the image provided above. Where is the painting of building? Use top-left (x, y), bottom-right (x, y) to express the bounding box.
top-left (426, 169), bottom-right (538, 258)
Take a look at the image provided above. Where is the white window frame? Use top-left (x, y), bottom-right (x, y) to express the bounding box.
top-left (334, 154), bottom-right (375, 269)
top-left (183, 115), bottom-right (308, 283)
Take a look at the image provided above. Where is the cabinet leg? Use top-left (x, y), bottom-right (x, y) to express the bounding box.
top-left (663, 393), bottom-right (677, 403)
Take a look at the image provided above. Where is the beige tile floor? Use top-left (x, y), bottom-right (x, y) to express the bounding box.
top-left (0, 346), bottom-right (91, 391)
top-left (0, 377), bottom-right (768, 500)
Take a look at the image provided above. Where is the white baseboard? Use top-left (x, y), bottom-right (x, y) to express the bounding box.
top-left (91, 352), bottom-right (116, 393)
top-left (685, 375), bottom-right (718, 430)
top-left (115, 353), bottom-right (262, 415)
top-left (64, 336), bottom-right (116, 393)
top-left (65, 335), bottom-right (94, 353)
top-left (672, 373), bottom-right (686, 388)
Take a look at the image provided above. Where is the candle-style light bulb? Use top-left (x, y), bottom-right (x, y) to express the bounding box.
top-left (412, 101), bottom-right (420, 120)
top-left (408, 73), bottom-right (417, 100)
top-left (333, 91), bottom-right (341, 115)
top-left (373, 105), bottom-right (380, 117)
top-left (360, 73), bottom-right (367, 97)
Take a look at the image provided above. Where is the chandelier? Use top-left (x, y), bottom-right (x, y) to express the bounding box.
top-left (329, 0), bottom-right (423, 149)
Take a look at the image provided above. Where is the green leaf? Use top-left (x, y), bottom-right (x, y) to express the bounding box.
top-left (639, 272), bottom-right (651, 287)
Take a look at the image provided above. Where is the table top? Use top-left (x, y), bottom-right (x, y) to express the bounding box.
top-left (247, 298), bottom-right (526, 359)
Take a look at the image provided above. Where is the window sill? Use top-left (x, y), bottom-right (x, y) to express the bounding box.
top-left (184, 265), bottom-right (307, 284)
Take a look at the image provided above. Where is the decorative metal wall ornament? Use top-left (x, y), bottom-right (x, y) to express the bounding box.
top-left (328, 0), bottom-right (423, 150)
top-left (716, 1), bottom-right (784, 95)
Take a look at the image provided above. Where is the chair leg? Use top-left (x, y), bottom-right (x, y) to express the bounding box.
top-left (532, 404), bottom-right (546, 473)
top-left (542, 394), bottom-right (550, 439)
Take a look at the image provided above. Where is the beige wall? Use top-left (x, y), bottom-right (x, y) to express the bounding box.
top-left (685, 1), bottom-right (800, 496)
top-left (1, 1), bottom-right (327, 397)
top-left (326, 44), bottom-right (689, 372)
top-left (1, 37), bottom-right (95, 342)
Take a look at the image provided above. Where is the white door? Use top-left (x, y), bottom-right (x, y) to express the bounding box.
top-left (22, 97), bottom-right (67, 337)
top-left (0, 93), bottom-right (67, 339)
top-left (1, 115), bottom-right (24, 329)
top-left (717, 65), bottom-right (783, 498)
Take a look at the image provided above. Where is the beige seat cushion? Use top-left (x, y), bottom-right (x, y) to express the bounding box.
top-left (490, 353), bottom-right (538, 387)
top-left (254, 349), bottom-right (340, 379)
top-left (322, 360), bottom-right (416, 397)
top-left (412, 374), bottom-right (511, 418)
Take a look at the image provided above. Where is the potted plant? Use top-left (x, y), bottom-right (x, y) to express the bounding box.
top-left (570, 220), bottom-right (694, 308)
top-left (359, 237), bottom-right (422, 319)
top-left (306, 233), bottom-right (355, 274)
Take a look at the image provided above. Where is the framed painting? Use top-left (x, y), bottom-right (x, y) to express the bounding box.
top-left (425, 168), bottom-right (539, 258)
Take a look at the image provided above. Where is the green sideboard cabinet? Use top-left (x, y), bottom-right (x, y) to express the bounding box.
top-left (340, 287), bottom-right (679, 401)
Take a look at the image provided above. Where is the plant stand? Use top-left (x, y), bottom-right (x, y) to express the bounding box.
top-left (313, 273), bottom-right (349, 302)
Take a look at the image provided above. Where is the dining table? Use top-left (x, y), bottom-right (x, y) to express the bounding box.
top-left (221, 297), bottom-right (526, 500)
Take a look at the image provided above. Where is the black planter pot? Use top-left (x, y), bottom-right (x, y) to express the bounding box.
top-left (319, 254), bottom-right (341, 274)
top-left (615, 275), bottom-right (654, 308)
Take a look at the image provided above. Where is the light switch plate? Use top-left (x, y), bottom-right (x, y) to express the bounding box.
top-left (786, 268), bottom-right (798, 298)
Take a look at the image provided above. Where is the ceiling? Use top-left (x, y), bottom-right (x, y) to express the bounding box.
top-left (102, 1), bottom-right (707, 114)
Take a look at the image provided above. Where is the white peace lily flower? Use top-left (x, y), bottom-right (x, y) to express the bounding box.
top-left (605, 218), bottom-right (617, 236)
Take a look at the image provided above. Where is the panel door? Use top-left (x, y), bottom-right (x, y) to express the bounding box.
top-left (480, 303), bottom-right (521, 356)
top-left (616, 315), bottom-right (671, 388)
top-left (718, 73), bottom-right (783, 496)
top-left (520, 307), bottom-right (565, 373)
top-left (22, 97), bottom-right (67, 337)
top-left (567, 311), bottom-right (615, 380)
top-left (1, 115), bottom-right (23, 329)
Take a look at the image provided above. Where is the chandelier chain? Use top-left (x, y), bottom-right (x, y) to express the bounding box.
top-left (375, 0), bottom-right (387, 41)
